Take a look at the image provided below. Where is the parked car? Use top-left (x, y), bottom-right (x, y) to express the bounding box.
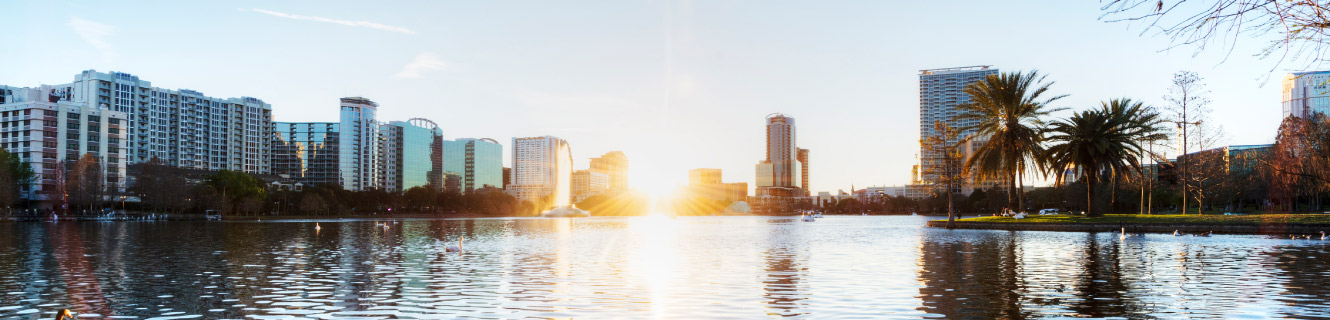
top-left (1038, 208), bottom-right (1060, 215)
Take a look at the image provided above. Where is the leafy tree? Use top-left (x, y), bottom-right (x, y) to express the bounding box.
top-left (0, 149), bottom-right (33, 210)
top-left (1044, 99), bottom-right (1165, 217)
top-left (66, 153), bottom-right (106, 212)
top-left (204, 170), bottom-right (266, 215)
top-left (921, 121), bottom-right (968, 227)
top-left (130, 157), bottom-right (189, 213)
top-left (957, 70), bottom-right (1066, 212)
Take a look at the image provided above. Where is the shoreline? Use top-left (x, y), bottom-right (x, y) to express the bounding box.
top-left (0, 212), bottom-right (928, 222)
top-left (926, 214), bottom-right (1330, 235)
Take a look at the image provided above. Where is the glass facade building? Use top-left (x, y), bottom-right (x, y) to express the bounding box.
top-left (272, 122), bottom-right (341, 186)
top-left (338, 97), bottom-right (378, 191)
top-left (1283, 70), bottom-right (1330, 119)
top-left (918, 66), bottom-right (998, 194)
top-left (440, 138), bottom-right (501, 193)
top-left (381, 119), bottom-right (443, 192)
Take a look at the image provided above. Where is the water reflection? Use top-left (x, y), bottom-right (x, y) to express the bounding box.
top-left (1, 217), bottom-right (1330, 319)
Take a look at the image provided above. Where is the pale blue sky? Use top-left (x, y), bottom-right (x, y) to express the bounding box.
top-left (0, 1), bottom-right (1303, 194)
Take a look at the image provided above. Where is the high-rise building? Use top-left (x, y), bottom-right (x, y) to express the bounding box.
top-left (1, 70), bottom-right (273, 174)
top-left (443, 138), bottom-right (503, 193)
top-left (378, 123), bottom-right (403, 191)
top-left (0, 86), bottom-right (130, 207)
top-left (688, 168), bottom-right (722, 186)
top-left (918, 65), bottom-right (998, 194)
top-left (1282, 71), bottom-right (1330, 119)
top-left (507, 136), bottom-right (573, 208)
top-left (589, 151), bottom-right (629, 191)
top-left (338, 97), bottom-right (378, 191)
top-left (797, 148), bottom-right (809, 196)
top-left (570, 169), bottom-right (609, 203)
top-left (272, 97), bottom-right (380, 190)
top-left (378, 119), bottom-right (444, 192)
top-left (687, 168), bottom-right (748, 203)
top-left (272, 122), bottom-right (341, 186)
top-left (755, 113), bottom-right (802, 197)
top-left (502, 167), bottom-right (511, 188)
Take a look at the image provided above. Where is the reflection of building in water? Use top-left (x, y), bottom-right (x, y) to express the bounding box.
top-left (762, 248), bottom-right (806, 316)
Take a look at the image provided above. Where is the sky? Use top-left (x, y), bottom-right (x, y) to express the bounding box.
top-left (0, 1), bottom-right (1311, 195)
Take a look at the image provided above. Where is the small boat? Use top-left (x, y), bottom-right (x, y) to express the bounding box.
top-left (800, 214), bottom-right (816, 222)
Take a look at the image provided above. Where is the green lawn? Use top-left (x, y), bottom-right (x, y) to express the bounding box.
top-left (953, 214), bottom-right (1330, 225)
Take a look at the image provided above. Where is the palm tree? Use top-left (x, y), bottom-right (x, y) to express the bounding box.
top-left (956, 71), bottom-right (1066, 213)
top-left (1044, 99), bottom-right (1166, 217)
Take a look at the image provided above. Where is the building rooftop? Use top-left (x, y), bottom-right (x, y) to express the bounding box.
top-left (920, 65), bottom-right (993, 75)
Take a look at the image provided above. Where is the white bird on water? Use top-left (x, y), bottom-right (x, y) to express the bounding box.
top-left (1321, 231), bottom-right (1326, 241)
top-left (315, 222), bottom-right (321, 231)
top-left (445, 236), bottom-right (464, 253)
top-left (1120, 228), bottom-right (1127, 240)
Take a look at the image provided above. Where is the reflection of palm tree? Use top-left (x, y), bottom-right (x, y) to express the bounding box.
top-left (915, 232), bottom-right (1028, 318)
top-left (1068, 233), bottom-right (1135, 317)
top-left (1044, 99), bottom-right (1165, 217)
top-left (956, 71), bottom-right (1066, 212)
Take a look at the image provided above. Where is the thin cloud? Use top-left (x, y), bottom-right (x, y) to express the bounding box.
top-left (244, 8), bottom-right (415, 34)
top-left (394, 53), bottom-right (448, 78)
top-left (68, 17), bottom-right (115, 62)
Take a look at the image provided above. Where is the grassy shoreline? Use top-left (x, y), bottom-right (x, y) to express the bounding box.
top-left (927, 214), bottom-right (1330, 235)
top-left (947, 214), bottom-right (1330, 225)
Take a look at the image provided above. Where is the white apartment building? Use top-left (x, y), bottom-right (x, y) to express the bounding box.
top-left (507, 136), bottom-right (572, 207)
top-left (19, 70), bottom-right (274, 174)
top-left (0, 86), bottom-right (129, 206)
top-left (570, 169), bottom-right (609, 203)
top-left (1283, 70), bottom-right (1330, 119)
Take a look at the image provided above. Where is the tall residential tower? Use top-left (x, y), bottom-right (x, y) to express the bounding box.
top-left (755, 113), bottom-right (803, 197)
top-left (918, 65), bottom-right (997, 194)
top-left (507, 136), bottom-right (573, 208)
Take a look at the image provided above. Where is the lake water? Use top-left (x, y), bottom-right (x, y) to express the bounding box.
top-left (1, 216), bottom-right (1329, 319)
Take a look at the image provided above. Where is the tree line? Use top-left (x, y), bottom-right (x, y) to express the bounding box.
top-left (915, 69), bottom-right (1330, 228)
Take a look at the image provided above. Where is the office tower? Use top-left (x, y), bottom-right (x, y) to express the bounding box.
top-left (443, 138), bottom-right (503, 193)
top-left (0, 86), bottom-right (129, 207)
top-left (379, 119), bottom-right (444, 192)
top-left (507, 136), bottom-right (572, 208)
top-left (689, 168), bottom-right (722, 186)
top-left (570, 169), bottom-right (609, 203)
top-left (502, 167), bottom-right (511, 188)
top-left (271, 122), bottom-right (341, 186)
top-left (338, 97), bottom-right (378, 191)
top-left (1283, 71), bottom-right (1330, 118)
top-left (589, 151), bottom-right (629, 191)
top-left (1, 70), bottom-right (273, 174)
top-left (918, 65), bottom-right (997, 194)
top-left (272, 97), bottom-right (380, 190)
top-left (755, 113), bottom-right (802, 197)
top-left (797, 148), bottom-right (809, 196)
top-left (378, 123), bottom-right (403, 192)
top-left (688, 168), bottom-right (748, 203)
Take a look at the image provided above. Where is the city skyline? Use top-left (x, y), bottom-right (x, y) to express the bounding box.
top-left (0, 1), bottom-right (1298, 194)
